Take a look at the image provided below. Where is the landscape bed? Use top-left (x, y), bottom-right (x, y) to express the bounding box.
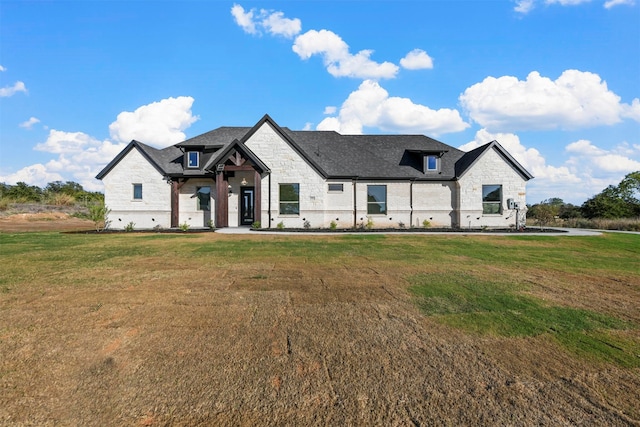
top-left (0, 223), bottom-right (638, 426)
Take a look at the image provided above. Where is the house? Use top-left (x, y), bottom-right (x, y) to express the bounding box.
top-left (96, 114), bottom-right (533, 230)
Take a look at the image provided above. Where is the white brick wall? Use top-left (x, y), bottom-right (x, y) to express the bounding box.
top-left (457, 147), bottom-right (528, 228)
top-left (102, 128), bottom-right (529, 230)
top-left (245, 123), bottom-right (328, 228)
top-left (102, 148), bottom-right (171, 229)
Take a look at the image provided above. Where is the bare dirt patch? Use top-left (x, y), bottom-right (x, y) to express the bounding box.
top-left (0, 211), bottom-right (93, 232)
top-left (0, 233), bottom-right (638, 426)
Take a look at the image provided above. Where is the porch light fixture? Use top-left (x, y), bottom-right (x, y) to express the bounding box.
top-left (216, 164), bottom-right (225, 172)
top-left (241, 178), bottom-right (247, 186)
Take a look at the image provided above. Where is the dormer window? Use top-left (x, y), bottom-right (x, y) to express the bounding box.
top-left (187, 151), bottom-right (199, 168)
top-left (425, 155), bottom-right (439, 172)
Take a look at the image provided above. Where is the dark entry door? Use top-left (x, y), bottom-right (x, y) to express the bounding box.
top-left (240, 187), bottom-right (255, 226)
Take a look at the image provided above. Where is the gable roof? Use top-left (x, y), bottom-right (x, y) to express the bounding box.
top-left (96, 115), bottom-right (533, 182)
top-left (95, 140), bottom-right (182, 180)
top-left (456, 140), bottom-right (534, 181)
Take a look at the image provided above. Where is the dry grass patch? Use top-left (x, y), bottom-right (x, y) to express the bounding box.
top-left (0, 231), bottom-right (638, 425)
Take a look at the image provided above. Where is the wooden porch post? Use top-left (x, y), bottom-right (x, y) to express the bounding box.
top-left (216, 173), bottom-right (228, 228)
top-left (171, 180), bottom-right (179, 228)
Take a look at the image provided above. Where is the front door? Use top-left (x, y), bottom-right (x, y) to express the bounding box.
top-left (240, 187), bottom-right (255, 226)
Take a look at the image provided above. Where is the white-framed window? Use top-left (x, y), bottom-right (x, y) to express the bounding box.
top-left (133, 183), bottom-right (142, 200)
top-left (367, 185), bottom-right (387, 215)
top-left (328, 183), bottom-right (343, 192)
top-left (187, 151), bottom-right (199, 168)
top-left (279, 183), bottom-right (300, 215)
top-left (425, 155), bottom-right (438, 172)
top-left (482, 185), bottom-right (502, 214)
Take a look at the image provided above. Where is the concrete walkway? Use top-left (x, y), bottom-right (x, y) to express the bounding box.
top-left (215, 227), bottom-right (606, 236)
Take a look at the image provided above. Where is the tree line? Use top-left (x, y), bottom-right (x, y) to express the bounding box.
top-left (0, 181), bottom-right (104, 206)
top-left (528, 171), bottom-right (640, 230)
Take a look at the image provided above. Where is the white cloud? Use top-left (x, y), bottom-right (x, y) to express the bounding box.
top-left (35, 130), bottom-right (101, 154)
top-left (566, 139), bottom-right (640, 172)
top-left (0, 81), bottom-right (27, 97)
top-left (514, 0), bottom-right (536, 13)
top-left (546, 0), bottom-right (592, 5)
top-left (400, 49), bottom-right (434, 70)
top-left (516, 0), bottom-right (635, 12)
top-left (0, 65), bottom-right (6, 72)
top-left (622, 98), bottom-right (640, 121)
top-left (293, 30), bottom-right (399, 79)
top-left (0, 164), bottom-right (64, 188)
top-left (262, 11), bottom-right (302, 38)
top-left (108, 96), bottom-right (199, 147)
top-left (459, 129), bottom-right (580, 185)
top-left (231, 4), bottom-right (257, 35)
top-left (323, 106), bottom-right (337, 115)
top-left (460, 70), bottom-right (636, 132)
top-left (4, 96), bottom-right (197, 191)
top-left (317, 80), bottom-right (469, 135)
top-left (460, 130), bottom-right (640, 203)
top-left (231, 4), bottom-right (301, 38)
top-left (604, 0), bottom-right (635, 8)
top-left (19, 117), bottom-right (41, 129)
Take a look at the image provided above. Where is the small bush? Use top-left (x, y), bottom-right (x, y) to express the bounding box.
top-left (179, 222), bottom-right (190, 232)
top-left (366, 217), bottom-right (374, 230)
top-left (398, 221), bottom-right (405, 229)
top-left (88, 202), bottom-right (111, 232)
top-left (46, 193), bottom-right (76, 206)
top-left (303, 219), bottom-right (311, 229)
top-left (329, 220), bottom-right (337, 230)
top-left (277, 221), bottom-right (285, 230)
top-left (422, 219), bottom-right (431, 228)
top-left (251, 221), bottom-right (261, 229)
top-left (124, 221), bottom-right (136, 232)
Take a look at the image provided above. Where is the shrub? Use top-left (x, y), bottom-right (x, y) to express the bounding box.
top-left (179, 222), bottom-right (190, 232)
top-left (277, 221), bottom-right (285, 230)
top-left (88, 202), bottom-right (111, 232)
top-left (124, 221), bottom-right (136, 232)
top-left (46, 193), bottom-right (76, 206)
top-left (303, 219), bottom-right (311, 229)
top-left (329, 220), bottom-right (337, 230)
top-left (422, 219), bottom-right (431, 228)
top-left (251, 221), bottom-right (261, 229)
top-left (366, 217), bottom-right (374, 230)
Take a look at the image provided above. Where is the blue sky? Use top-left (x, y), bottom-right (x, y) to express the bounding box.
top-left (1, 0), bottom-right (638, 204)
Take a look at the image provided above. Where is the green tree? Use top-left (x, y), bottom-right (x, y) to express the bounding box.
top-left (5, 182), bottom-right (43, 202)
top-left (581, 172), bottom-right (640, 219)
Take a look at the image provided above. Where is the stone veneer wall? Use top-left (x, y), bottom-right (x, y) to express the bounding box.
top-left (102, 148), bottom-right (171, 229)
top-left (457, 147), bottom-right (528, 228)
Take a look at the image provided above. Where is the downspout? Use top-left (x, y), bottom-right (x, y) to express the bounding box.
top-left (410, 179), bottom-right (414, 228)
top-left (353, 177), bottom-right (358, 228)
top-left (268, 172), bottom-right (272, 229)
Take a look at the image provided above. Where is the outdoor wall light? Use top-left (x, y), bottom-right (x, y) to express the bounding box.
top-left (241, 178), bottom-right (247, 186)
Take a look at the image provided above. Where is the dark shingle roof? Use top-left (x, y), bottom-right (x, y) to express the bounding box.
top-left (286, 130), bottom-right (466, 179)
top-left (96, 115), bottom-right (532, 182)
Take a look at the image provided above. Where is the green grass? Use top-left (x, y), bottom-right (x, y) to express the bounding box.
top-left (1, 231), bottom-right (638, 366)
top-left (409, 272), bottom-right (638, 368)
